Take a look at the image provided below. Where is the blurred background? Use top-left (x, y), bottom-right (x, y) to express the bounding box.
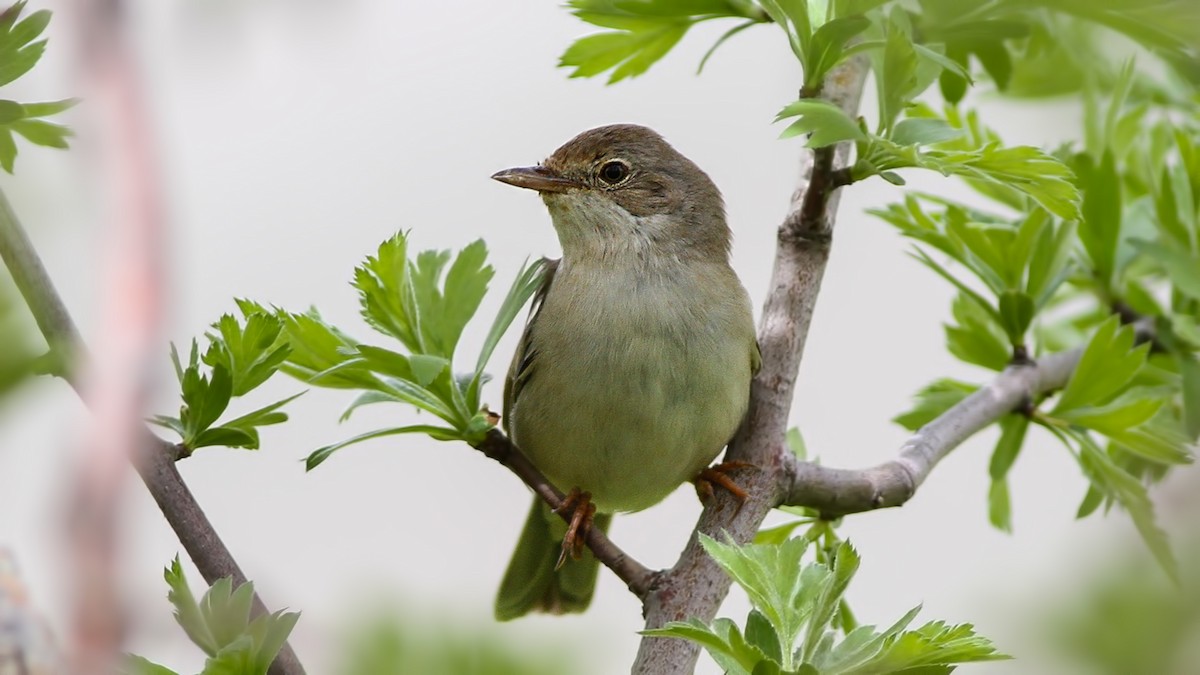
top-left (0, 1), bottom-right (1195, 673)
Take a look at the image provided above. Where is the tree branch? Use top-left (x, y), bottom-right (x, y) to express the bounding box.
top-left (632, 57), bottom-right (870, 675)
top-left (476, 429), bottom-right (657, 597)
top-left (0, 189), bottom-right (306, 675)
top-left (781, 349), bottom-right (1082, 515)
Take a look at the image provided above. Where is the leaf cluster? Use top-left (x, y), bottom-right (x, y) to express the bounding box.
top-left (887, 69), bottom-right (1199, 575)
top-left (237, 232), bottom-right (544, 469)
top-left (124, 558), bottom-right (299, 675)
top-left (645, 536), bottom-right (1007, 674)
top-left (0, 1), bottom-right (76, 173)
top-left (149, 312), bottom-right (301, 454)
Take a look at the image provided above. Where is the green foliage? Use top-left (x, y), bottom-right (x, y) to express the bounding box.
top-left (560, 0), bottom-right (768, 83)
top-left (123, 557), bottom-right (299, 675)
top-left (645, 535), bottom-right (1007, 674)
top-left (149, 312), bottom-right (301, 453)
top-left (0, 2), bottom-right (77, 173)
top-left (337, 609), bottom-right (571, 675)
top-left (892, 378), bottom-right (977, 431)
top-left (236, 233), bottom-right (544, 468)
top-left (0, 275), bottom-right (36, 398)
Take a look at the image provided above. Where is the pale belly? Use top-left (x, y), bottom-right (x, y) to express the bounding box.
top-left (509, 273), bottom-right (754, 513)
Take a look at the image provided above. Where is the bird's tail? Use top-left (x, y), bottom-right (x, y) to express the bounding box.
top-left (494, 497), bottom-right (612, 621)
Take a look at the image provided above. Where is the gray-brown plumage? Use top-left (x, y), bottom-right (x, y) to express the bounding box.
top-left (491, 124), bottom-right (760, 620)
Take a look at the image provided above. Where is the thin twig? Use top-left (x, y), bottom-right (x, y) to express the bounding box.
top-left (0, 190), bottom-right (306, 675)
top-left (632, 57), bottom-right (870, 675)
top-left (476, 429), bottom-right (658, 597)
top-left (781, 349), bottom-right (1082, 514)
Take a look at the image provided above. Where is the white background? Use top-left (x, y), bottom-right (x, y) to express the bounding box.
top-left (0, 1), bottom-right (1195, 673)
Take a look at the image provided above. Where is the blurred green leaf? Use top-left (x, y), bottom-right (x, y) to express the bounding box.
top-left (894, 378), bottom-right (979, 430)
top-left (1075, 151), bottom-right (1123, 287)
top-left (121, 656), bottom-right (180, 675)
top-left (1130, 239), bottom-right (1200, 301)
top-left (1076, 435), bottom-right (1179, 584)
top-left (945, 293), bottom-right (1010, 371)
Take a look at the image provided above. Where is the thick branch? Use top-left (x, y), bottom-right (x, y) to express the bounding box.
top-left (633, 57), bottom-right (870, 675)
top-left (782, 349), bottom-right (1082, 515)
top-left (476, 429), bottom-right (657, 597)
top-left (0, 189), bottom-right (305, 675)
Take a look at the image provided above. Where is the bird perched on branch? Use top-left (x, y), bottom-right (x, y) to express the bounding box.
top-left (491, 124), bottom-right (760, 620)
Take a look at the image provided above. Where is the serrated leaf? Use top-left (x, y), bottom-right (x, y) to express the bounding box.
top-left (1053, 316), bottom-right (1149, 413)
top-left (776, 98), bottom-right (866, 148)
top-left (746, 609), bottom-right (784, 666)
top-left (801, 541), bottom-right (860, 662)
top-left (165, 557), bottom-right (219, 656)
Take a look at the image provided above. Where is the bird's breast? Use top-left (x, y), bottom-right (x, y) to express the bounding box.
top-left (509, 262), bottom-right (754, 513)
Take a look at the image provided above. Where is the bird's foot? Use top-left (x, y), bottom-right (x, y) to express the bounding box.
top-left (553, 487), bottom-right (596, 570)
top-left (694, 461), bottom-right (754, 510)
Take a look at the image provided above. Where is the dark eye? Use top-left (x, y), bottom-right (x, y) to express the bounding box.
top-left (599, 160), bottom-right (630, 185)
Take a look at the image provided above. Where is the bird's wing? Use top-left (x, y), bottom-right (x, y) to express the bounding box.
top-left (503, 257), bottom-right (559, 434)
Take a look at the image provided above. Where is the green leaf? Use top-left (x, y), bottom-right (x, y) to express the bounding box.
top-left (121, 656), bottom-right (180, 675)
top-left (219, 392), bottom-right (304, 435)
top-left (801, 541), bottom-right (860, 662)
top-left (858, 620), bottom-right (1009, 671)
top-left (804, 15), bottom-right (870, 89)
top-left (775, 98), bottom-right (867, 148)
top-left (200, 636), bottom-right (259, 675)
top-left (745, 609), bottom-right (784, 667)
top-left (945, 306), bottom-right (1010, 372)
top-left (1057, 394), bottom-right (1165, 437)
top-left (753, 519), bottom-right (813, 545)
top-left (699, 533), bottom-right (818, 651)
top-left (893, 379), bottom-right (978, 430)
top-left (1077, 436), bottom-right (1179, 584)
top-left (0, 99), bottom-right (24, 124)
top-left (876, 21), bottom-right (918, 131)
top-left (988, 478), bottom-right (1012, 533)
top-left (306, 425), bottom-right (461, 470)
top-left (560, 22), bottom-right (690, 83)
top-left (890, 118), bottom-right (963, 147)
top-left (989, 413), bottom-right (1030, 481)
top-left (0, 128), bottom-right (16, 173)
top-left (642, 618), bottom-right (752, 675)
top-left (21, 97), bottom-right (77, 117)
top-left (191, 426), bottom-right (258, 450)
top-left (1181, 357), bottom-right (1200, 440)
top-left (1075, 151), bottom-right (1123, 286)
top-left (1053, 316), bottom-right (1149, 414)
top-left (203, 312), bottom-right (291, 397)
top-left (698, 19), bottom-right (759, 73)
top-left (408, 353), bottom-right (449, 387)
top-left (165, 556), bottom-right (219, 656)
top-left (1026, 219), bottom-right (1076, 308)
top-left (10, 118), bottom-right (71, 148)
top-left (277, 310), bottom-right (377, 390)
top-left (1130, 239), bottom-right (1200, 301)
top-left (785, 426), bottom-right (807, 460)
top-left (997, 291), bottom-right (1035, 344)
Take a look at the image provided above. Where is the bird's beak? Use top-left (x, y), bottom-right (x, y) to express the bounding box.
top-left (491, 165), bottom-right (580, 193)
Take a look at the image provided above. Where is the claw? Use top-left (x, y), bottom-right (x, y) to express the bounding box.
top-left (554, 488), bottom-right (596, 570)
top-left (694, 461), bottom-right (754, 511)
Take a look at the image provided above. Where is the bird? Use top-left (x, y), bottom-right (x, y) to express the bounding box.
top-left (490, 124), bottom-right (760, 620)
